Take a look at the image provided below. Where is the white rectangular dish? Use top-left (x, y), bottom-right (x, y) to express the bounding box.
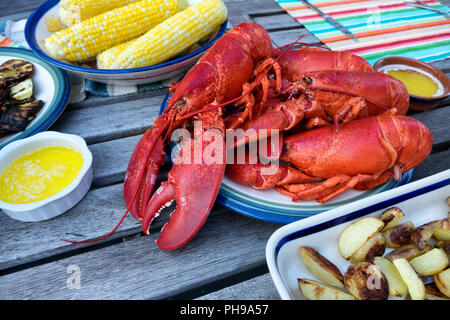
top-left (266, 169), bottom-right (450, 300)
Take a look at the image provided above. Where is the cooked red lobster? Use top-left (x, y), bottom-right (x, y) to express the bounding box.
top-left (122, 23), bottom-right (430, 250)
top-left (64, 23), bottom-right (431, 250)
top-left (226, 115), bottom-right (432, 203)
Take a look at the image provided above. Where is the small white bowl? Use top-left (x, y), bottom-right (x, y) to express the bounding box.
top-left (0, 131), bottom-right (93, 222)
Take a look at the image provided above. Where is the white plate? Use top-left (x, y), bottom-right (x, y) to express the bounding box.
top-left (161, 93), bottom-right (414, 224)
top-left (266, 169), bottom-right (450, 300)
top-left (0, 47), bottom-right (70, 150)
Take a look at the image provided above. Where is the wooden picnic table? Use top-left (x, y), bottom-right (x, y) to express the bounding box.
top-left (0, 0), bottom-right (449, 300)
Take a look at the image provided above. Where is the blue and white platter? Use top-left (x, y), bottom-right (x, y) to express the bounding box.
top-left (0, 47), bottom-right (70, 150)
top-left (160, 92), bottom-right (413, 224)
top-left (265, 169), bottom-right (450, 300)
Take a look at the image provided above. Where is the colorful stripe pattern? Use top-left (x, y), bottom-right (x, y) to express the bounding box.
top-left (0, 35), bottom-right (22, 48)
top-left (275, 0), bottom-right (450, 65)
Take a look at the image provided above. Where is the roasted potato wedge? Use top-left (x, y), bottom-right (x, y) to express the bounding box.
top-left (350, 232), bottom-right (385, 263)
top-left (0, 59), bottom-right (34, 84)
top-left (382, 222), bottom-right (414, 248)
top-left (344, 262), bottom-right (388, 300)
top-left (409, 248), bottom-right (448, 276)
top-left (425, 283), bottom-right (449, 300)
top-left (393, 258), bottom-right (425, 300)
top-left (338, 217), bottom-right (384, 260)
top-left (414, 220), bottom-right (440, 250)
top-left (385, 244), bottom-right (431, 262)
top-left (434, 268), bottom-right (450, 298)
top-left (297, 278), bottom-right (355, 300)
top-left (373, 257), bottom-right (408, 297)
top-left (299, 247), bottom-right (344, 288)
top-left (380, 207), bottom-right (405, 231)
top-left (434, 218), bottom-right (450, 241)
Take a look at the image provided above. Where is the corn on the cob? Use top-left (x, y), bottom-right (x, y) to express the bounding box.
top-left (59, 0), bottom-right (141, 27)
top-left (96, 39), bottom-right (134, 69)
top-left (102, 0), bottom-right (228, 69)
top-left (45, 0), bottom-right (188, 63)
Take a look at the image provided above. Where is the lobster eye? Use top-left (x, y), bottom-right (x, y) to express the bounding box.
top-left (303, 76), bottom-right (313, 84)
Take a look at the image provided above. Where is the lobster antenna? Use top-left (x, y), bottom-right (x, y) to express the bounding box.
top-left (60, 206), bottom-right (133, 244)
top-left (306, 85), bottom-right (390, 111)
top-left (61, 122), bottom-right (172, 245)
top-left (273, 36), bottom-right (330, 54)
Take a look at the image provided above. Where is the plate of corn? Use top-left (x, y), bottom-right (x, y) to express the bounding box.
top-left (24, 0), bottom-right (228, 85)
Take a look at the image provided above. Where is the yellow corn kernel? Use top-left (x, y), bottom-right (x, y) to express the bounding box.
top-left (59, 0), bottom-right (141, 27)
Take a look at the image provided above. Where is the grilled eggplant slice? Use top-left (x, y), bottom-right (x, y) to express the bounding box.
top-left (0, 59), bottom-right (34, 84)
top-left (0, 100), bottom-right (43, 133)
top-left (0, 76), bottom-right (8, 104)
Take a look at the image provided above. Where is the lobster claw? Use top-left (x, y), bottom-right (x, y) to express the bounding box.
top-left (142, 130), bottom-right (226, 250)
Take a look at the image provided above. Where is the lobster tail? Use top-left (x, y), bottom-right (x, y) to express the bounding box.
top-left (378, 116), bottom-right (433, 173)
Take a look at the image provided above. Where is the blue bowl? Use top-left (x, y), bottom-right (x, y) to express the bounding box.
top-left (25, 0), bottom-right (228, 85)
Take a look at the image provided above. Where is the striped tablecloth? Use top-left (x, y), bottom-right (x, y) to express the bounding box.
top-left (275, 0), bottom-right (450, 65)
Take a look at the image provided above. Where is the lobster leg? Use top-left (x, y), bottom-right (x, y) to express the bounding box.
top-left (288, 173), bottom-right (381, 203)
top-left (332, 96), bottom-right (367, 127)
top-left (226, 161), bottom-right (321, 190)
top-left (275, 183), bottom-right (343, 201)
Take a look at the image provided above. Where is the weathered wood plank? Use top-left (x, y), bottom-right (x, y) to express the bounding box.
top-left (89, 135), bottom-right (142, 187)
top-left (252, 13), bottom-right (300, 31)
top-left (411, 149), bottom-right (450, 181)
top-left (269, 28), bottom-right (322, 47)
top-left (67, 88), bottom-right (170, 111)
top-left (0, 0), bottom-right (42, 16)
top-left (49, 95), bottom-right (162, 145)
top-left (225, 0), bottom-right (284, 16)
top-left (196, 273), bottom-right (279, 300)
top-left (0, 183), bottom-right (139, 271)
top-left (0, 211), bottom-right (280, 299)
top-left (411, 107), bottom-right (450, 149)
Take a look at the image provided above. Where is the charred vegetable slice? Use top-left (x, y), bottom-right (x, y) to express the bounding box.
top-left (0, 59), bottom-right (34, 84)
top-left (10, 78), bottom-right (33, 101)
top-left (0, 76), bottom-right (8, 103)
top-left (0, 100), bottom-right (43, 134)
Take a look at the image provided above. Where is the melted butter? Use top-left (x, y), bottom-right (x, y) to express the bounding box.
top-left (380, 64), bottom-right (444, 97)
top-left (386, 69), bottom-right (439, 97)
top-left (0, 146), bottom-right (83, 204)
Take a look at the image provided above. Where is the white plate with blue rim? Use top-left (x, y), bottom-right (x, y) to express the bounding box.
top-left (160, 92), bottom-right (414, 224)
top-left (0, 47), bottom-right (70, 150)
top-left (266, 169), bottom-right (450, 300)
top-left (24, 0), bottom-right (228, 85)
